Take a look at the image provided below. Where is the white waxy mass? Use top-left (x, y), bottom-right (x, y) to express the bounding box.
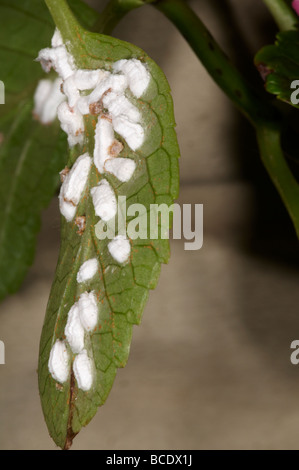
top-left (65, 303), bottom-right (85, 354)
top-left (48, 339), bottom-right (70, 384)
top-left (77, 258), bottom-right (98, 283)
top-left (104, 158), bottom-right (136, 182)
top-left (51, 28), bottom-right (63, 48)
top-left (57, 101), bottom-right (84, 147)
top-left (88, 74), bottom-right (128, 107)
top-left (108, 235), bottom-right (131, 264)
top-left (112, 115), bottom-right (144, 151)
top-left (62, 75), bottom-right (80, 109)
top-left (73, 349), bottom-right (94, 391)
top-left (73, 69), bottom-right (108, 91)
top-left (37, 44), bottom-right (75, 80)
top-left (59, 153), bottom-right (91, 222)
top-left (94, 117), bottom-right (115, 173)
top-left (33, 77), bottom-right (65, 124)
top-left (91, 179), bottom-right (117, 222)
top-left (102, 92), bottom-right (141, 123)
top-left (113, 58), bottom-right (150, 98)
top-left (78, 291), bottom-right (98, 332)
top-left (99, 86), bottom-right (144, 151)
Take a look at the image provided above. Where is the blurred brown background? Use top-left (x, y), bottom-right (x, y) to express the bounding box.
top-left (1, 0), bottom-right (299, 449)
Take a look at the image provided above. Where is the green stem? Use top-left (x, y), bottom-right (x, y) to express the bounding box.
top-left (152, 0), bottom-right (299, 237)
top-left (45, 0), bottom-right (81, 39)
top-left (262, 0), bottom-right (298, 31)
top-left (45, 0), bottom-right (136, 60)
top-left (45, 0), bottom-right (137, 70)
top-left (256, 123), bottom-right (299, 237)
top-left (152, 0), bottom-right (278, 127)
top-left (45, 0), bottom-right (85, 62)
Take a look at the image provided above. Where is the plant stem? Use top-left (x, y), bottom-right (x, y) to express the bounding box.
top-left (256, 122), bottom-right (299, 237)
top-left (152, 0), bottom-right (278, 127)
top-left (45, 0), bottom-right (84, 60)
top-left (262, 0), bottom-right (298, 31)
top-left (45, 0), bottom-right (134, 66)
top-left (152, 0), bottom-right (299, 237)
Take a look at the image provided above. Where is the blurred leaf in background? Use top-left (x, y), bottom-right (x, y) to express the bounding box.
top-left (0, 0), bottom-right (98, 300)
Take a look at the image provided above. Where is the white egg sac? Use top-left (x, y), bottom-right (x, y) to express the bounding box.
top-left (48, 339), bottom-right (70, 384)
top-left (78, 291), bottom-right (98, 332)
top-left (104, 157), bottom-right (136, 183)
top-left (73, 69), bottom-right (108, 90)
top-left (87, 74), bottom-right (128, 107)
top-left (91, 179), bottom-right (117, 222)
top-left (37, 45), bottom-right (75, 80)
top-left (64, 303), bottom-right (85, 354)
top-left (59, 153), bottom-right (92, 222)
top-left (57, 101), bottom-right (84, 147)
top-left (33, 78), bottom-right (65, 124)
top-left (108, 235), bottom-right (131, 263)
top-left (112, 115), bottom-right (144, 151)
top-left (102, 92), bottom-right (141, 123)
top-left (62, 75), bottom-right (80, 109)
top-left (77, 258), bottom-right (98, 283)
top-left (93, 117), bottom-right (115, 173)
top-left (113, 59), bottom-right (150, 98)
top-left (99, 88), bottom-right (144, 151)
top-left (73, 349), bottom-right (94, 391)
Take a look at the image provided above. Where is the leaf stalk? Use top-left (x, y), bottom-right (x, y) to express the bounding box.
top-left (262, 0), bottom-right (298, 31)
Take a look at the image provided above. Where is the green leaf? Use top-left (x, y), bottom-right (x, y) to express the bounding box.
top-left (255, 29), bottom-right (299, 108)
top-left (38, 18), bottom-right (180, 449)
top-left (0, 100), bottom-right (67, 299)
top-left (0, 0), bottom-right (53, 118)
top-left (0, 0), bottom-right (59, 299)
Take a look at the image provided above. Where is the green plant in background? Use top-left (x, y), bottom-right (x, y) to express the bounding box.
top-left (0, 0), bottom-right (299, 449)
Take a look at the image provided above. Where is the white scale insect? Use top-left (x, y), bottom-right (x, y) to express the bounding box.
top-left (38, 29), bottom-right (151, 390)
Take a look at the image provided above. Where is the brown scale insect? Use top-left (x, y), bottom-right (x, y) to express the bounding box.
top-left (59, 166), bottom-right (70, 183)
top-left (75, 215), bottom-right (86, 235)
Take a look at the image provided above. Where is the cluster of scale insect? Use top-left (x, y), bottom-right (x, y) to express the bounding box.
top-left (35, 29), bottom-right (151, 390)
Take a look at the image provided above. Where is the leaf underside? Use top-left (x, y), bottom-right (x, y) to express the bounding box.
top-left (255, 29), bottom-right (299, 109)
top-left (0, 0), bottom-right (98, 300)
top-left (38, 28), bottom-right (180, 448)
